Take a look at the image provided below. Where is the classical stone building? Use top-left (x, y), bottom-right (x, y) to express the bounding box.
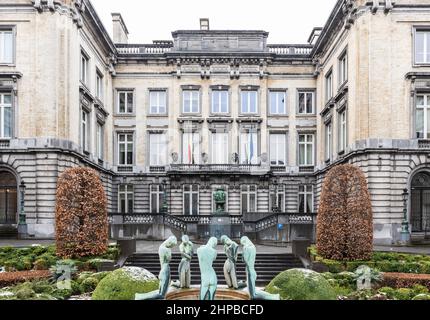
top-left (0, 0), bottom-right (429, 245)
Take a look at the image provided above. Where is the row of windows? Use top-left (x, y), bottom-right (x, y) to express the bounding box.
top-left (324, 108), bottom-right (348, 161)
top-left (118, 184), bottom-right (314, 215)
top-left (116, 132), bottom-right (316, 167)
top-left (80, 51), bottom-right (104, 101)
top-left (115, 89), bottom-right (316, 116)
top-left (325, 51), bottom-right (348, 103)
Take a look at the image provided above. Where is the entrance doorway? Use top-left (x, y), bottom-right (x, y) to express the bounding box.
top-left (0, 171), bottom-right (17, 225)
top-left (411, 172), bottom-right (430, 236)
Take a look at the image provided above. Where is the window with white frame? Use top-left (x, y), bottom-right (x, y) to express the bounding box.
top-left (298, 134), bottom-right (314, 166)
top-left (0, 29), bottom-right (13, 64)
top-left (339, 110), bottom-right (347, 152)
top-left (212, 90), bottom-right (229, 114)
top-left (150, 184), bottom-right (164, 214)
top-left (96, 122), bottom-right (104, 160)
top-left (80, 52), bottom-right (89, 85)
top-left (149, 90), bottom-right (167, 115)
top-left (182, 132), bottom-right (200, 164)
top-left (270, 185), bottom-right (285, 212)
top-left (325, 71), bottom-right (333, 102)
top-left (211, 132), bottom-right (229, 164)
top-left (299, 185), bottom-right (313, 213)
top-left (339, 52), bottom-right (348, 85)
top-left (81, 110), bottom-right (90, 151)
top-left (118, 91), bottom-right (134, 114)
top-left (270, 133), bottom-right (286, 166)
top-left (269, 91), bottom-right (286, 115)
top-left (240, 131), bottom-right (258, 164)
top-left (416, 94), bottom-right (430, 139)
top-left (241, 185), bottom-right (257, 214)
top-left (183, 90), bottom-right (200, 114)
top-left (184, 185), bottom-right (199, 216)
top-left (415, 30), bottom-right (430, 64)
top-left (298, 91), bottom-right (315, 115)
top-left (118, 133), bottom-right (134, 166)
top-left (0, 93), bottom-right (12, 139)
top-left (96, 71), bottom-right (103, 100)
top-left (241, 90), bottom-right (258, 114)
top-left (325, 122), bottom-right (332, 161)
top-left (149, 133), bottom-right (167, 166)
top-left (119, 185), bottom-right (134, 214)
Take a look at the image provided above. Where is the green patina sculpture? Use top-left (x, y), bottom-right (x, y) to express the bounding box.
top-left (214, 188), bottom-right (226, 213)
top-left (135, 236), bottom-right (177, 300)
top-left (241, 236), bottom-right (280, 300)
top-left (197, 237), bottom-right (218, 300)
top-left (178, 235), bottom-right (194, 289)
top-left (221, 235), bottom-right (244, 290)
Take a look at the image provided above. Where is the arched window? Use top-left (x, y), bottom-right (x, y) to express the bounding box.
top-left (0, 171), bottom-right (17, 224)
top-left (411, 172), bottom-right (430, 233)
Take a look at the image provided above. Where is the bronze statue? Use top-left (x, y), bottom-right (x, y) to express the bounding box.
top-left (178, 235), bottom-right (194, 289)
top-left (197, 237), bottom-right (218, 300)
top-left (221, 235), bottom-right (241, 289)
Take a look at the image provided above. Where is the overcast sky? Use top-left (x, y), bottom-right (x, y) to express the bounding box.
top-left (90, 0), bottom-right (338, 44)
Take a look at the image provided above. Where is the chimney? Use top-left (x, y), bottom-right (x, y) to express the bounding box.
top-left (112, 13), bottom-right (129, 44)
top-left (308, 27), bottom-right (322, 45)
top-left (200, 18), bottom-right (210, 31)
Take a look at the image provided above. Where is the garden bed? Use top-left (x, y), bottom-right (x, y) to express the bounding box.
top-left (0, 270), bottom-right (51, 287)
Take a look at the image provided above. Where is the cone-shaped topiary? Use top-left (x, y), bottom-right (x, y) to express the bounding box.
top-left (316, 164), bottom-right (373, 261)
top-left (55, 168), bottom-right (108, 258)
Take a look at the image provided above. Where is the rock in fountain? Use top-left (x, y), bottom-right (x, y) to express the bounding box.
top-left (197, 237), bottom-right (218, 300)
top-left (135, 236), bottom-right (177, 300)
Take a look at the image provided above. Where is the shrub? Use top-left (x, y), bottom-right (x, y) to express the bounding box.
top-left (0, 271), bottom-right (51, 287)
top-left (265, 269), bottom-right (337, 300)
top-left (81, 277), bottom-right (99, 293)
top-left (92, 267), bottom-right (158, 300)
top-left (316, 164), bottom-right (373, 261)
top-left (412, 294), bottom-right (430, 300)
top-left (16, 286), bottom-right (35, 300)
top-left (55, 168), bottom-right (108, 259)
top-left (381, 273), bottom-right (430, 290)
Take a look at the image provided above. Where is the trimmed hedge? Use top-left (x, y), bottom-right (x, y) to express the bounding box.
top-left (381, 273), bottom-right (430, 290)
top-left (317, 164), bottom-right (373, 261)
top-left (0, 271), bottom-right (51, 287)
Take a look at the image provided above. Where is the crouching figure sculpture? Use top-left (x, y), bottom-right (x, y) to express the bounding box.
top-left (135, 236), bottom-right (177, 300)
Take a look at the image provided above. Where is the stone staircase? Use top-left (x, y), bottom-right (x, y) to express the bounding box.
top-left (124, 253), bottom-right (303, 286)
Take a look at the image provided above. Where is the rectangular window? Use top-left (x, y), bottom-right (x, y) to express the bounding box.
top-left (325, 71), bottom-right (333, 102)
top-left (339, 110), bottom-right (347, 152)
top-left (81, 110), bottom-right (90, 151)
top-left (80, 52), bottom-right (89, 85)
top-left (212, 90), bottom-right (229, 114)
top-left (299, 185), bottom-right (313, 213)
top-left (119, 185), bottom-right (134, 214)
top-left (149, 90), bottom-right (167, 115)
top-left (325, 122), bottom-right (332, 161)
top-left (183, 90), bottom-right (200, 114)
top-left (96, 71), bottom-right (103, 100)
top-left (298, 134), bottom-right (315, 166)
top-left (270, 185), bottom-right (285, 212)
top-left (0, 93), bottom-right (12, 139)
top-left (150, 184), bottom-right (164, 214)
top-left (298, 91), bottom-right (315, 115)
top-left (0, 29), bottom-right (13, 64)
top-left (149, 133), bottom-right (167, 166)
top-left (241, 90), bottom-right (258, 114)
top-left (118, 91), bottom-right (134, 114)
top-left (211, 132), bottom-right (229, 164)
top-left (240, 131), bottom-right (258, 164)
top-left (269, 91), bottom-right (286, 115)
top-left (182, 132), bottom-right (200, 164)
top-left (241, 185), bottom-right (257, 214)
top-left (416, 94), bottom-right (430, 139)
top-left (96, 123), bottom-right (104, 160)
top-left (118, 133), bottom-right (134, 166)
top-left (339, 52), bottom-right (348, 85)
top-left (270, 133), bottom-right (286, 166)
top-left (416, 30), bottom-right (430, 64)
top-left (184, 185), bottom-right (199, 216)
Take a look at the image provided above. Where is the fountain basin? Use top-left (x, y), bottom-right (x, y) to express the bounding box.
top-left (166, 288), bottom-right (250, 300)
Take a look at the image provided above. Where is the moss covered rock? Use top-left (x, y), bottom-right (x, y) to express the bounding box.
top-left (81, 277), bottom-right (99, 293)
top-left (92, 267), bottom-right (159, 300)
top-left (266, 269), bottom-right (337, 300)
top-left (412, 294), bottom-right (430, 300)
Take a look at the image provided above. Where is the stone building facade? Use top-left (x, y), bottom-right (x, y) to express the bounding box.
top-left (0, 0), bottom-right (429, 245)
